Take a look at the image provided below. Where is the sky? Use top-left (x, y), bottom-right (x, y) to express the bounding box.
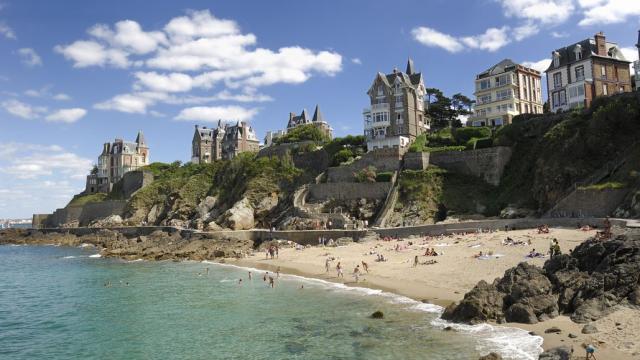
top-left (1, 0), bottom-right (639, 218)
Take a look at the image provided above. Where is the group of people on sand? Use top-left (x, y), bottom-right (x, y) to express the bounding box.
top-left (265, 244), bottom-right (279, 259)
top-left (423, 248), bottom-right (438, 257)
top-left (317, 236), bottom-right (335, 247)
top-left (327, 259), bottom-right (369, 283)
top-left (537, 224), bottom-right (550, 234)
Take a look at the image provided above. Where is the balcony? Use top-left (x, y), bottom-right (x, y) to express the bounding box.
top-left (371, 103), bottom-right (389, 111)
top-left (364, 119), bottom-right (390, 130)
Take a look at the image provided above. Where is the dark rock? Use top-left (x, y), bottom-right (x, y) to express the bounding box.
top-left (478, 352), bottom-right (502, 360)
top-left (568, 333), bottom-right (578, 338)
top-left (370, 311), bottom-right (384, 319)
top-left (538, 346), bottom-right (571, 360)
top-left (544, 326), bottom-right (562, 334)
top-left (443, 326), bottom-right (453, 331)
top-left (581, 324), bottom-right (598, 334)
top-left (446, 234), bottom-right (640, 326)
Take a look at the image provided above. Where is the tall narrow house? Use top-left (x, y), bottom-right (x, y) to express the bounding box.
top-left (191, 121), bottom-right (259, 163)
top-left (545, 32), bottom-right (632, 112)
top-left (363, 59), bottom-right (429, 152)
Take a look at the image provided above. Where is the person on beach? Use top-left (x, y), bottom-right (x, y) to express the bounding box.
top-left (353, 265), bottom-right (361, 283)
top-left (276, 267), bottom-right (281, 278)
top-left (325, 258), bottom-right (331, 273)
top-left (265, 247), bottom-right (269, 259)
top-left (268, 276), bottom-right (275, 288)
top-left (585, 344), bottom-right (597, 359)
top-left (248, 271), bottom-right (252, 280)
top-left (361, 261), bottom-right (369, 273)
top-left (336, 262), bottom-right (344, 278)
top-left (275, 245), bottom-right (279, 259)
top-left (263, 272), bottom-right (269, 282)
top-left (413, 255), bottom-right (419, 267)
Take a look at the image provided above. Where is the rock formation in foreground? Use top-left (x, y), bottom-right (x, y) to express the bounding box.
top-left (443, 234), bottom-right (640, 324)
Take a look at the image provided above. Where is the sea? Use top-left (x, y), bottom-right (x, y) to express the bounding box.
top-left (0, 245), bottom-right (543, 360)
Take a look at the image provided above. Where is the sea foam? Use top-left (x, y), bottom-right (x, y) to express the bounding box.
top-left (202, 260), bottom-right (543, 359)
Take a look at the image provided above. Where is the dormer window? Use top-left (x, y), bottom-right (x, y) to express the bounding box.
top-left (553, 52), bottom-right (560, 67)
top-left (574, 45), bottom-right (582, 60)
top-left (377, 86), bottom-right (384, 96)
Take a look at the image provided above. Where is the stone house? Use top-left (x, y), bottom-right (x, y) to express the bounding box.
top-left (469, 59), bottom-right (543, 127)
top-left (191, 120), bottom-right (260, 163)
top-left (634, 30), bottom-right (640, 91)
top-left (263, 105), bottom-right (333, 146)
top-left (545, 32), bottom-right (632, 112)
top-left (85, 131), bottom-right (149, 194)
top-left (363, 58), bottom-right (430, 152)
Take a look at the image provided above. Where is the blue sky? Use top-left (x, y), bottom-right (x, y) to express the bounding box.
top-left (1, 0), bottom-right (639, 218)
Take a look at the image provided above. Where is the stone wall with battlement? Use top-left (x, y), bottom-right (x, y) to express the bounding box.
top-left (429, 147), bottom-right (512, 186)
top-left (308, 182), bottom-right (392, 201)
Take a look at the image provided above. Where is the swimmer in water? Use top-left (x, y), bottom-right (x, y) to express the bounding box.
top-left (248, 271), bottom-right (252, 280)
top-left (268, 276), bottom-right (275, 288)
top-left (239, 278), bottom-right (243, 285)
top-left (263, 272), bottom-right (268, 282)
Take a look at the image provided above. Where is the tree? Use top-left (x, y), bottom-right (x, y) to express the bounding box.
top-left (275, 124), bottom-right (330, 145)
top-left (425, 88), bottom-right (443, 107)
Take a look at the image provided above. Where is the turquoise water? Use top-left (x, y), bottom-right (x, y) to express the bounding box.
top-left (0, 245), bottom-right (542, 359)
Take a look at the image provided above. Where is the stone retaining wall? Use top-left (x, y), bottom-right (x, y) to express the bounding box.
top-left (429, 147), bottom-right (512, 186)
top-left (78, 200), bottom-right (128, 226)
top-left (546, 188), bottom-right (628, 218)
top-left (308, 182), bottom-right (391, 201)
top-left (404, 152), bottom-right (429, 170)
top-left (327, 149), bottom-right (401, 182)
top-left (122, 171), bottom-right (154, 198)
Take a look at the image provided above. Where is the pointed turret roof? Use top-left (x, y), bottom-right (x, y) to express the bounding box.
top-left (312, 105), bottom-right (324, 123)
top-left (135, 130), bottom-right (147, 147)
top-left (300, 108), bottom-right (309, 121)
top-left (406, 58), bottom-right (415, 75)
top-left (636, 30), bottom-right (640, 49)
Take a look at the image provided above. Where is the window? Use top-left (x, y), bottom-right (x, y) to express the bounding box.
top-left (396, 113), bottom-right (404, 124)
top-left (496, 89), bottom-right (512, 100)
top-left (603, 84), bottom-right (608, 95)
top-left (553, 52), bottom-right (560, 67)
top-left (575, 45), bottom-right (582, 60)
top-left (575, 66), bottom-right (585, 81)
top-left (559, 90), bottom-right (566, 105)
top-left (553, 73), bottom-right (562, 88)
top-left (479, 79), bottom-right (490, 90)
top-left (495, 74), bottom-right (509, 87)
top-left (569, 85), bottom-right (585, 98)
top-left (601, 66), bottom-right (607, 79)
top-left (377, 86), bottom-right (384, 96)
top-left (479, 94), bottom-right (492, 104)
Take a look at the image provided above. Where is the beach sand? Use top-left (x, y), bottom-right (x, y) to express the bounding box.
top-left (229, 227), bottom-right (639, 359)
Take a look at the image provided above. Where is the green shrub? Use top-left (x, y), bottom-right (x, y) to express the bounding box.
top-left (333, 148), bottom-right (354, 165)
top-left (453, 127), bottom-right (491, 144)
top-left (425, 146), bottom-right (466, 153)
top-left (67, 193), bottom-right (107, 207)
top-left (354, 166), bottom-right (377, 183)
top-left (275, 124), bottom-right (330, 145)
top-left (375, 172), bottom-right (393, 182)
top-left (408, 134), bottom-right (428, 152)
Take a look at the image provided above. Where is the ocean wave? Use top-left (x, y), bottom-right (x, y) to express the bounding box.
top-left (89, 254), bottom-right (102, 258)
top-left (63, 256), bottom-right (77, 259)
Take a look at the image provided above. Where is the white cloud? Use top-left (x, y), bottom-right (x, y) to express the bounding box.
top-left (88, 20), bottom-right (167, 54)
top-left (578, 0), bottom-right (640, 26)
top-left (499, 0), bottom-right (575, 24)
top-left (351, 58), bottom-right (362, 65)
top-left (0, 142), bottom-right (91, 180)
top-left (94, 92), bottom-right (156, 113)
top-left (45, 108), bottom-right (87, 123)
top-left (411, 27), bottom-right (464, 53)
top-left (620, 47), bottom-right (639, 74)
top-left (522, 58), bottom-right (552, 72)
top-left (1, 99), bottom-right (47, 119)
top-left (58, 9), bottom-right (342, 116)
top-left (461, 26), bottom-right (511, 52)
top-left (54, 40), bottom-right (129, 68)
top-left (0, 21), bottom-right (15, 39)
top-left (513, 22), bottom-right (539, 41)
top-left (52, 93), bottom-right (71, 101)
top-left (24, 86), bottom-right (71, 101)
top-left (175, 105), bottom-right (258, 122)
top-left (551, 31), bottom-right (569, 38)
top-left (134, 71), bottom-right (194, 92)
top-left (18, 48), bottom-right (42, 67)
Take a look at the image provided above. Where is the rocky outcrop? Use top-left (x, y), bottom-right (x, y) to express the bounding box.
top-left (0, 228), bottom-right (253, 261)
top-left (443, 234), bottom-right (640, 325)
top-left (219, 198), bottom-right (254, 230)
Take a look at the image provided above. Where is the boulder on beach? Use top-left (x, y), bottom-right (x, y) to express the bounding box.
top-left (443, 234), bottom-right (640, 325)
top-left (370, 311), bottom-right (384, 319)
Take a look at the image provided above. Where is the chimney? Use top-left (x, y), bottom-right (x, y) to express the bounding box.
top-left (595, 32), bottom-right (607, 56)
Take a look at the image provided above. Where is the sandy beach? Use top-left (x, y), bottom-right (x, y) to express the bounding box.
top-left (229, 227), bottom-right (639, 359)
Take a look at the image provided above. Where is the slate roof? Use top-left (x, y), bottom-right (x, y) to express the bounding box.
top-left (546, 37), bottom-right (630, 73)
